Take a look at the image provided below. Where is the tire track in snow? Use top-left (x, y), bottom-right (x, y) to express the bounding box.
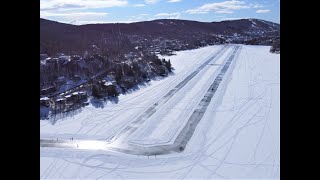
top-left (106, 45), bottom-right (229, 143)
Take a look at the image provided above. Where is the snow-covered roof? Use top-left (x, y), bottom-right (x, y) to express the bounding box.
top-left (40, 97), bottom-right (49, 101)
top-left (104, 82), bottom-right (113, 86)
top-left (40, 60), bottom-right (46, 65)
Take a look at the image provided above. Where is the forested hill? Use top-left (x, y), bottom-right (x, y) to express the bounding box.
top-left (40, 18), bottom-right (279, 56)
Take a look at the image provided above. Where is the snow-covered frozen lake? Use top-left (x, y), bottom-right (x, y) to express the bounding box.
top-left (40, 44), bottom-right (280, 179)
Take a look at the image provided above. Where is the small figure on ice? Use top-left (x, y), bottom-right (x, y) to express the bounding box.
top-left (77, 144), bottom-right (79, 148)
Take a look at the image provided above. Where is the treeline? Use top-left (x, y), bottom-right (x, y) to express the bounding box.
top-left (270, 37), bottom-right (280, 53)
top-left (40, 45), bottom-right (173, 93)
top-left (40, 18), bottom-right (280, 56)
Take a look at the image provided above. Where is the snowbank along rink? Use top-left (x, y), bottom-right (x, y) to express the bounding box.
top-left (41, 45), bottom-right (280, 179)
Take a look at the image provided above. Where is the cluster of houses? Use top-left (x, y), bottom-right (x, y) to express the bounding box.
top-left (39, 42), bottom-right (170, 117)
top-left (128, 36), bottom-right (181, 55)
top-left (40, 53), bottom-right (70, 65)
top-left (129, 35), bottom-right (226, 56)
top-left (40, 77), bottom-right (120, 116)
top-left (40, 91), bottom-right (89, 114)
top-left (56, 91), bottom-right (88, 105)
top-left (40, 75), bottom-right (77, 96)
top-left (146, 38), bottom-right (186, 55)
top-left (40, 53), bottom-right (86, 66)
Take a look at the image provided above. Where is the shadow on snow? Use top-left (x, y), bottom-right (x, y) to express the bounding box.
top-left (43, 71), bottom-right (175, 124)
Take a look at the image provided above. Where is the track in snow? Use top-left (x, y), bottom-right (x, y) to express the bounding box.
top-left (105, 45), bottom-right (228, 143)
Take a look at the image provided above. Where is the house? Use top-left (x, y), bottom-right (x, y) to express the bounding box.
top-left (64, 94), bottom-right (72, 103)
top-left (58, 55), bottom-right (71, 64)
top-left (47, 57), bottom-right (58, 63)
top-left (40, 97), bottom-right (50, 107)
top-left (71, 91), bottom-right (87, 101)
top-left (65, 91), bottom-right (88, 104)
top-left (40, 60), bottom-right (46, 65)
top-left (55, 97), bottom-right (66, 105)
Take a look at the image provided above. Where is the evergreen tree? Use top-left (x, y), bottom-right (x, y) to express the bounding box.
top-left (92, 85), bottom-right (101, 98)
top-left (164, 59), bottom-right (172, 72)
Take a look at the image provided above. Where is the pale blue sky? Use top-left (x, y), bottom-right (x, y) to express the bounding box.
top-left (40, 0), bottom-right (280, 25)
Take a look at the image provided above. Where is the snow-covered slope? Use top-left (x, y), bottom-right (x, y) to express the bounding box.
top-left (40, 45), bottom-right (280, 179)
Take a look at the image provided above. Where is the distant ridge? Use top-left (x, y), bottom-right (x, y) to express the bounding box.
top-left (40, 18), bottom-right (279, 55)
